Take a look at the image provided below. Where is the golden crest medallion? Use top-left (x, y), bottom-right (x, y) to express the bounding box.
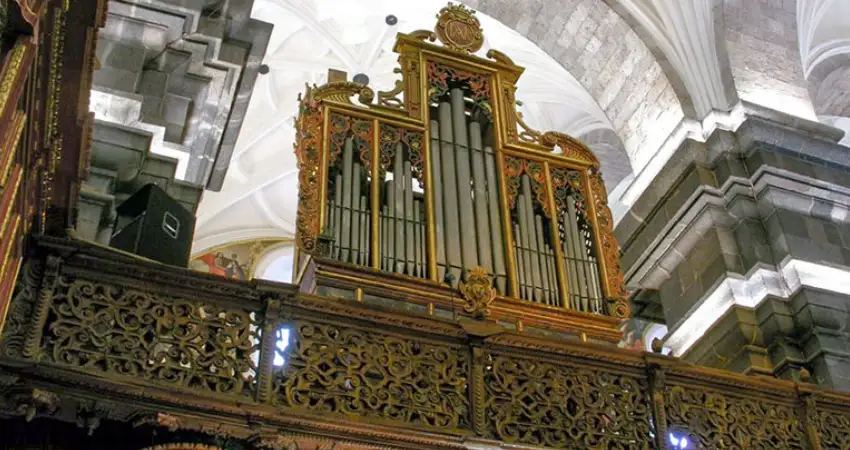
top-left (435, 3), bottom-right (484, 53)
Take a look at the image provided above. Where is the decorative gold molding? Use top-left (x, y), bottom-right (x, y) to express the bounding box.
top-left (0, 42), bottom-right (29, 117)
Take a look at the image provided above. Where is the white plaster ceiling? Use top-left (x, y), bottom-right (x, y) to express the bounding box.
top-left (192, 0), bottom-right (620, 254)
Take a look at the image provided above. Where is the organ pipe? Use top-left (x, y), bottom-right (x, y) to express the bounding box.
top-left (319, 105), bottom-right (606, 315)
top-left (296, 10), bottom-right (630, 321)
top-left (469, 122), bottom-right (492, 275)
top-left (511, 174), bottom-right (561, 306)
top-left (339, 139), bottom-right (354, 263)
top-left (351, 162), bottom-right (362, 264)
top-left (557, 196), bottom-right (603, 313)
top-left (326, 136), bottom-right (372, 266)
top-left (438, 102), bottom-right (462, 285)
top-left (430, 121), bottom-right (446, 283)
top-left (484, 143), bottom-right (507, 293)
top-left (451, 89), bottom-right (479, 278)
top-left (404, 159), bottom-right (415, 275)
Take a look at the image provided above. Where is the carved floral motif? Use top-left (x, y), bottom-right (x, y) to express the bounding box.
top-left (665, 384), bottom-right (806, 449)
top-left (503, 156), bottom-right (549, 216)
top-left (0, 259), bottom-right (41, 358)
top-left (329, 113), bottom-right (372, 169)
top-left (589, 167), bottom-right (628, 316)
top-left (550, 166), bottom-right (586, 220)
top-left (484, 352), bottom-right (652, 448)
top-left (273, 321), bottom-right (470, 430)
top-left (426, 61), bottom-right (491, 118)
top-left (810, 407), bottom-right (850, 450)
top-left (295, 98), bottom-right (324, 253)
top-left (378, 123), bottom-right (424, 185)
top-left (41, 276), bottom-right (259, 397)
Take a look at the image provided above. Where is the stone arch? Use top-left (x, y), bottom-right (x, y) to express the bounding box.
top-left (464, 0), bottom-right (686, 172)
top-left (721, 0), bottom-right (816, 119)
top-left (807, 53), bottom-right (850, 117)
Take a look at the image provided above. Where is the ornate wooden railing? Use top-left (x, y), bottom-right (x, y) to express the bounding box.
top-left (0, 0), bottom-right (105, 336)
top-left (2, 236), bottom-right (850, 449)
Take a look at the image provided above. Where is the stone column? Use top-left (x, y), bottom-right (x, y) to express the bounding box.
top-left (617, 112), bottom-right (850, 390)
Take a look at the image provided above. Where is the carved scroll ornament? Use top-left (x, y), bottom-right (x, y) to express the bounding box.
top-left (295, 98), bottom-right (324, 254)
top-left (484, 352), bottom-right (652, 448)
top-left (665, 384), bottom-right (806, 449)
top-left (273, 321), bottom-right (470, 430)
top-left (460, 266), bottom-right (496, 319)
top-left (41, 276), bottom-right (259, 397)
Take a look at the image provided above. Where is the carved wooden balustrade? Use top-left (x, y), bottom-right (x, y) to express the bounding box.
top-left (0, 0), bottom-right (105, 336)
top-left (2, 235), bottom-right (850, 449)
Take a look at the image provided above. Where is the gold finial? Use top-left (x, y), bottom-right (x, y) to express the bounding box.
top-left (460, 267), bottom-right (496, 319)
top-left (435, 3), bottom-right (484, 54)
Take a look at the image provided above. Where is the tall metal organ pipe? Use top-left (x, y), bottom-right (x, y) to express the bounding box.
top-left (374, 135), bottom-right (428, 279)
top-left (430, 121), bottom-right (447, 282)
top-left (429, 89), bottom-right (508, 291)
top-left (321, 110), bottom-right (607, 313)
top-left (512, 174), bottom-right (560, 305)
top-left (328, 137), bottom-right (370, 265)
top-left (559, 195), bottom-right (603, 313)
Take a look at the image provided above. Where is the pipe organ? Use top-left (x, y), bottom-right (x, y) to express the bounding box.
top-left (294, 4), bottom-right (630, 334)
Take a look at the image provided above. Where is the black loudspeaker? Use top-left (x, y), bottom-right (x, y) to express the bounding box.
top-left (110, 183), bottom-right (195, 267)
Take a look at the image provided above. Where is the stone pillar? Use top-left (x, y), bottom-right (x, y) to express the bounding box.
top-left (617, 112), bottom-right (850, 390)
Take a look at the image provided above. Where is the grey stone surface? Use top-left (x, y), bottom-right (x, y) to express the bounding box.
top-left (722, 0), bottom-right (815, 115)
top-left (76, 120), bottom-right (203, 245)
top-left (810, 58), bottom-right (850, 117)
top-left (617, 115), bottom-right (850, 390)
top-left (92, 0), bottom-right (272, 189)
top-left (465, 0), bottom-right (685, 170)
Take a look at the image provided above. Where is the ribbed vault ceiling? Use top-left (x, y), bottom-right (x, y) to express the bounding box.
top-left (191, 0), bottom-right (850, 256)
top-left (193, 0), bottom-right (625, 253)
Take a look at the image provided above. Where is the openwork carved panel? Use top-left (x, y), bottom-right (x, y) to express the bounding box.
top-left (41, 277), bottom-right (259, 397)
top-left (665, 384), bottom-right (806, 449)
top-left (483, 352), bottom-right (652, 448)
top-left (550, 167), bottom-right (586, 220)
top-left (329, 113), bottom-right (372, 169)
top-left (426, 61), bottom-right (491, 117)
top-left (273, 321), bottom-right (470, 430)
top-left (503, 156), bottom-right (549, 216)
top-left (811, 407), bottom-right (850, 449)
top-left (378, 123), bottom-right (424, 184)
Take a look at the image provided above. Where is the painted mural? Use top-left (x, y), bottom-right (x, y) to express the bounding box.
top-left (619, 318), bottom-right (662, 352)
top-left (190, 239), bottom-right (286, 281)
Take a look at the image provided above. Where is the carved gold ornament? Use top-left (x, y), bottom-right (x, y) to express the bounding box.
top-left (460, 267), bottom-right (496, 319)
top-left (137, 445), bottom-right (224, 450)
top-left (5, 245), bottom-right (850, 448)
top-left (434, 3), bottom-right (483, 53)
top-left (292, 3), bottom-right (630, 324)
